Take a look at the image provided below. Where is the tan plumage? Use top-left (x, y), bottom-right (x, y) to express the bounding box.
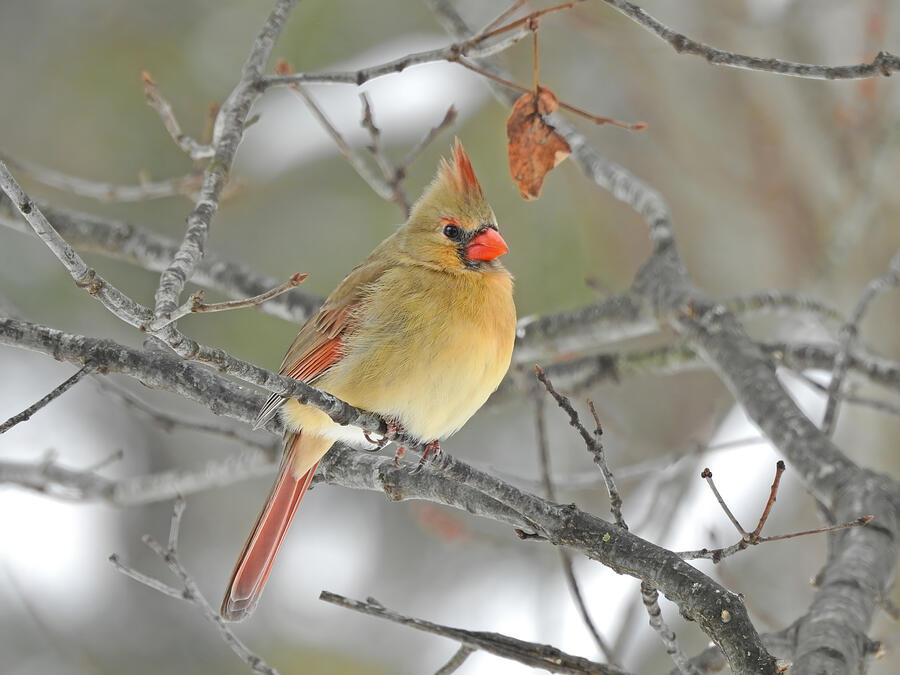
top-left (221, 140), bottom-right (515, 621)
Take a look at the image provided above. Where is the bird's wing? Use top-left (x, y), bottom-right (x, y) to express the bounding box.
top-left (253, 249), bottom-right (393, 429)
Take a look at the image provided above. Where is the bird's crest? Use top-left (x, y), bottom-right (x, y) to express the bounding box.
top-left (437, 138), bottom-right (483, 199)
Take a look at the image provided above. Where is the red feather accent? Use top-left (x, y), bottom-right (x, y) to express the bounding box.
top-left (452, 139), bottom-right (482, 196)
top-left (286, 337), bottom-right (343, 382)
top-left (439, 139), bottom-right (483, 198)
top-left (221, 435), bottom-right (318, 622)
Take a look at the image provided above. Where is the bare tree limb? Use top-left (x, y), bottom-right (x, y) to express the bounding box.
top-left (152, 0), bottom-right (300, 323)
top-left (0, 316), bottom-right (775, 672)
top-left (597, 0), bottom-right (900, 80)
top-left (319, 592), bottom-right (630, 675)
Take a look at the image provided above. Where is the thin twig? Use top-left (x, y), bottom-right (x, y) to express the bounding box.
top-left (262, 2), bottom-right (581, 90)
top-left (481, 0), bottom-right (528, 36)
top-left (399, 105), bottom-right (458, 169)
top-left (455, 58), bottom-right (646, 130)
top-left (535, 366), bottom-right (626, 529)
top-left (149, 272), bottom-right (307, 330)
top-left (751, 461), bottom-right (786, 538)
top-left (320, 592), bottom-right (630, 675)
top-left (359, 94), bottom-right (395, 182)
top-left (0, 364), bottom-right (94, 434)
top-left (679, 516), bottom-right (873, 562)
top-left (359, 93), bottom-right (411, 216)
top-left (279, 66), bottom-right (395, 202)
top-left (586, 400), bottom-right (625, 527)
top-left (111, 499), bottom-right (279, 675)
top-left (533, 393), bottom-right (618, 664)
top-left (95, 378), bottom-right (275, 453)
top-left (688, 462), bottom-right (872, 561)
top-left (108, 554), bottom-right (184, 600)
top-left (434, 645), bottom-right (476, 675)
top-left (792, 370), bottom-right (900, 421)
top-left (141, 72), bottom-right (214, 159)
top-left (0, 151), bottom-right (203, 202)
top-left (700, 467), bottom-right (749, 538)
top-left (640, 582), bottom-right (701, 675)
top-left (822, 249), bottom-right (900, 434)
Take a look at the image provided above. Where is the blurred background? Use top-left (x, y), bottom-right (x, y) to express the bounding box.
top-left (1, 0), bottom-right (899, 673)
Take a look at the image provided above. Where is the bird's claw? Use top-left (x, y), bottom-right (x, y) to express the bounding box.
top-left (410, 440), bottom-right (441, 475)
top-left (393, 446), bottom-right (406, 467)
top-left (364, 419), bottom-right (406, 451)
top-left (363, 429), bottom-right (387, 451)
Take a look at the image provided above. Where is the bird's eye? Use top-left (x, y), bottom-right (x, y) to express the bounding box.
top-left (442, 224), bottom-right (461, 241)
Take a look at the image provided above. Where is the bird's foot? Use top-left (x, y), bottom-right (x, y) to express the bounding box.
top-left (364, 419), bottom-right (406, 451)
top-left (411, 440), bottom-right (441, 474)
top-left (393, 445), bottom-right (406, 467)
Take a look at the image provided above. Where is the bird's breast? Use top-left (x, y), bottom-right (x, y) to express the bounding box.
top-left (320, 267), bottom-right (516, 442)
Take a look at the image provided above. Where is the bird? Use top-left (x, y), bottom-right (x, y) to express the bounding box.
top-left (220, 140), bottom-right (516, 622)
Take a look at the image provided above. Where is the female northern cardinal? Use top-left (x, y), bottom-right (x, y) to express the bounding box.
top-left (221, 140), bottom-right (516, 621)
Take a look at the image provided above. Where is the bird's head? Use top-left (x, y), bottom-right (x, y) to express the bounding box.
top-left (400, 139), bottom-right (508, 272)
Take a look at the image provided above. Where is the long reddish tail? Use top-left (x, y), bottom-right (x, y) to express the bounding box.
top-left (220, 433), bottom-right (318, 622)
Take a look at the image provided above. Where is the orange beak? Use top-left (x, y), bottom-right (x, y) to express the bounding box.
top-left (466, 228), bottom-right (509, 261)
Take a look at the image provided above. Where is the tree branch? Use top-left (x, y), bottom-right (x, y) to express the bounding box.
top-left (0, 315), bottom-right (775, 673)
top-left (0, 193), bottom-right (323, 324)
top-left (598, 0), bottom-right (900, 80)
top-left (425, 3), bottom-right (899, 673)
top-left (320, 592), bottom-right (629, 675)
top-left (111, 499), bottom-right (279, 675)
top-left (151, 0), bottom-right (300, 323)
top-left (0, 364), bottom-right (94, 434)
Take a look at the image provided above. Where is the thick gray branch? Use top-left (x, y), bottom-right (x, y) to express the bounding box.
top-left (0, 316), bottom-right (772, 674)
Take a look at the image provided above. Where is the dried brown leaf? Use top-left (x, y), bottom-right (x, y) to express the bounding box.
top-left (506, 86), bottom-right (571, 201)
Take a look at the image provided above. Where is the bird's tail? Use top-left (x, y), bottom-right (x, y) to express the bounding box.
top-left (220, 432), bottom-right (319, 622)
